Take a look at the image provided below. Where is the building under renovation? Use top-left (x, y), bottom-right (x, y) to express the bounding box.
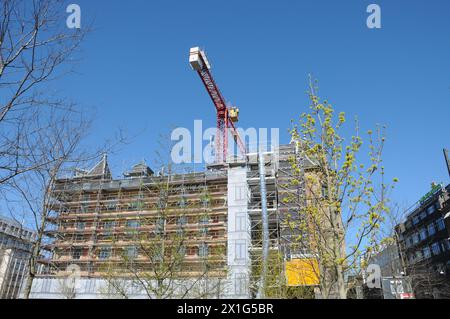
top-left (26, 47), bottom-right (323, 299)
top-left (27, 143), bottom-right (320, 299)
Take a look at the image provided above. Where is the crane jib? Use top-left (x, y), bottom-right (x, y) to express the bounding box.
top-left (190, 47), bottom-right (246, 161)
top-left (199, 69), bottom-right (227, 112)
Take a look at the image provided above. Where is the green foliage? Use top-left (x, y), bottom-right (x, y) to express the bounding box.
top-left (286, 77), bottom-right (396, 298)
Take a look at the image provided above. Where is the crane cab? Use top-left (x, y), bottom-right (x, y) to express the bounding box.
top-left (228, 107), bottom-right (239, 122)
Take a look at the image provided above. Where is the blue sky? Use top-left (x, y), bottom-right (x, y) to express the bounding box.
top-left (58, 0), bottom-right (450, 210)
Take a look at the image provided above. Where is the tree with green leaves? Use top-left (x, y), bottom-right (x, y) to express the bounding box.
top-left (286, 77), bottom-right (397, 299)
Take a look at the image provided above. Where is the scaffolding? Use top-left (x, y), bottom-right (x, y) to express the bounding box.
top-left (35, 142), bottom-right (318, 298)
top-left (43, 158), bottom-right (229, 287)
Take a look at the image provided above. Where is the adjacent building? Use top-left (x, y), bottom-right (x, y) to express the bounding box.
top-left (364, 243), bottom-right (414, 299)
top-left (395, 183), bottom-right (450, 299)
top-left (0, 216), bottom-right (35, 299)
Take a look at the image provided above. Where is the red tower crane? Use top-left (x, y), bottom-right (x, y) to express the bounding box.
top-left (189, 47), bottom-right (246, 163)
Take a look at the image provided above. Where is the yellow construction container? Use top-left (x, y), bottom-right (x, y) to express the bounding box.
top-left (285, 258), bottom-right (320, 286)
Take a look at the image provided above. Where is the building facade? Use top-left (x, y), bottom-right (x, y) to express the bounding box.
top-left (395, 184), bottom-right (450, 299)
top-left (365, 244), bottom-right (414, 299)
top-left (0, 216), bottom-right (35, 299)
top-left (29, 144), bottom-right (320, 299)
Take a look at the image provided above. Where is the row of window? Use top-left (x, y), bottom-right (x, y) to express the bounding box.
top-left (74, 197), bottom-right (216, 214)
top-left (69, 241), bottom-right (250, 262)
top-left (71, 243), bottom-right (212, 260)
top-left (67, 227), bottom-right (223, 243)
top-left (75, 186), bottom-right (220, 203)
top-left (0, 221), bottom-right (34, 240)
top-left (410, 202), bottom-right (440, 227)
top-left (70, 216), bottom-right (220, 231)
top-left (408, 239), bottom-right (450, 264)
top-left (0, 234), bottom-right (33, 252)
top-left (404, 218), bottom-right (446, 247)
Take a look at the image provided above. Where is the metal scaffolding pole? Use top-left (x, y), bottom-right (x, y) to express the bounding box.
top-left (257, 151), bottom-right (269, 298)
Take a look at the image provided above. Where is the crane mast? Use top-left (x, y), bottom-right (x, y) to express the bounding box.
top-left (189, 47), bottom-right (246, 163)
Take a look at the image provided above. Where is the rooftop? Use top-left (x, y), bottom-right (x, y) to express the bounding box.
top-left (402, 183), bottom-right (450, 222)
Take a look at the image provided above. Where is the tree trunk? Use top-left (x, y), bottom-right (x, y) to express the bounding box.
top-left (23, 207), bottom-right (47, 299)
top-left (336, 264), bottom-right (347, 299)
top-left (22, 242), bottom-right (39, 299)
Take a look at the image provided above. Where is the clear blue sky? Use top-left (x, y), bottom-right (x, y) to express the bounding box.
top-left (60, 0), bottom-right (450, 210)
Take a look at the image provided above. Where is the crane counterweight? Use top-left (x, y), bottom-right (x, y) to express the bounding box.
top-left (189, 47), bottom-right (211, 71)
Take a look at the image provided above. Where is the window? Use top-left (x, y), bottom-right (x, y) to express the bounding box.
top-left (234, 185), bottom-right (246, 201)
top-left (126, 246), bottom-right (138, 259)
top-left (156, 218), bottom-right (165, 235)
top-left (412, 233), bottom-right (419, 244)
top-left (76, 222), bottom-right (86, 230)
top-left (136, 193), bottom-right (144, 200)
top-left (415, 250), bottom-right (423, 261)
top-left (321, 184), bottom-right (328, 199)
top-left (198, 243), bottom-right (209, 257)
top-left (210, 230), bottom-right (219, 239)
top-left (199, 216), bottom-right (209, 236)
top-left (157, 197), bottom-right (167, 209)
top-left (419, 228), bottom-right (427, 241)
top-left (187, 246), bottom-right (197, 256)
top-left (431, 242), bottom-right (441, 256)
top-left (444, 239), bottom-right (450, 251)
top-left (177, 216), bottom-right (187, 236)
top-left (103, 221), bottom-right (116, 229)
top-left (177, 216), bottom-right (187, 226)
top-left (211, 215), bottom-right (220, 224)
top-left (199, 225), bottom-right (208, 237)
top-left (423, 246), bottom-right (431, 259)
top-left (178, 197), bottom-right (187, 208)
top-left (405, 236), bottom-right (412, 248)
top-left (177, 245), bottom-right (186, 257)
top-left (99, 248), bottom-right (112, 259)
top-left (436, 218), bottom-right (446, 231)
top-left (405, 220), bottom-right (412, 229)
top-left (72, 248), bottom-right (82, 260)
top-left (412, 216), bottom-right (419, 225)
top-left (235, 241), bottom-right (247, 261)
top-left (201, 195), bottom-right (210, 208)
top-left (235, 274), bottom-right (248, 295)
top-left (128, 201), bottom-right (141, 210)
top-left (153, 251), bottom-right (164, 262)
top-left (427, 223), bottom-right (436, 236)
top-left (199, 216), bottom-right (209, 225)
top-left (235, 213), bottom-right (247, 232)
top-left (427, 205), bottom-right (435, 215)
top-left (126, 220), bottom-right (140, 228)
top-left (106, 201), bottom-right (117, 211)
top-left (80, 204), bottom-right (88, 214)
top-left (419, 211), bottom-right (427, 220)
